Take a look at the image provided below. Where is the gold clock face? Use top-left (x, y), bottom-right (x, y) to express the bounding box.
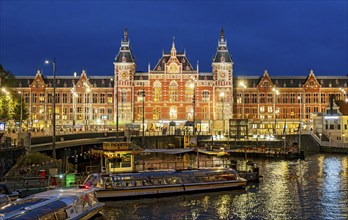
top-left (121, 71), bottom-right (127, 78)
top-left (219, 71), bottom-right (226, 78)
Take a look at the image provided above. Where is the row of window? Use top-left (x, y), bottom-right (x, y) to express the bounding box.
top-left (236, 93), bottom-right (346, 104)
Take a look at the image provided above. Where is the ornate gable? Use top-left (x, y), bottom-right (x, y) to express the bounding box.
top-left (75, 69), bottom-right (92, 88)
top-left (153, 40), bottom-right (194, 73)
top-left (303, 70), bottom-right (321, 90)
top-left (257, 70), bottom-right (274, 89)
top-left (30, 69), bottom-right (47, 88)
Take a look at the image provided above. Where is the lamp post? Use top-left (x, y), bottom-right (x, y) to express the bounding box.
top-left (18, 91), bottom-right (23, 132)
top-left (272, 88), bottom-right (279, 135)
top-left (190, 82), bottom-right (196, 135)
top-left (220, 92), bottom-right (225, 135)
top-left (239, 82), bottom-right (246, 119)
top-left (142, 83), bottom-right (145, 147)
top-left (45, 58), bottom-right (56, 159)
top-left (298, 94), bottom-right (302, 153)
top-left (71, 86), bottom-right (77, 128)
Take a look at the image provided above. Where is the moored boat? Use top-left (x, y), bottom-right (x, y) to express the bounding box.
top-left (82, 168), bottom-right (247, 199)
top-left (0, 188), bottom-right (104, 220)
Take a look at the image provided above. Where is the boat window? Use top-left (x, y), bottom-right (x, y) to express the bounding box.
top-left (41, 213), bottom-right (56, 220)
top-left (88, 193), bottom-right (98, 205)
top-left (180, 175), bottom-right (196, 183)
top-left (104, 176), bottom-right (113, 189)
top-left (55, 208), bottom-right (67, 219)
top-left (81, 194), bottom-right (91, 210)
top-left (165, 176), bottom-right (181, 184)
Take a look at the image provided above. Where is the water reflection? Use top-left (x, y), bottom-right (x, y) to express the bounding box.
top-left (101, 154), bottom-right (348, 220)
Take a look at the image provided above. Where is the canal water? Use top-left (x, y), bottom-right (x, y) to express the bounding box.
top-left (100, 154), bottom-right (348, 220)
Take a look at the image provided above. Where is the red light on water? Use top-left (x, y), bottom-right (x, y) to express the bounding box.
top-left (84, 185), bottom-right (89, 189)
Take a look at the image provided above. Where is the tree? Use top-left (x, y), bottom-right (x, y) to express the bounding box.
top-left (0, 64), bottom-right (28, 122)
top-left (0, 64), bottom-right (17, 87)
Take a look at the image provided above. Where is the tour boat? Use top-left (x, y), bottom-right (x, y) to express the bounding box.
top-left (83, 168), bottom-right (247, 199)
top-left (0, 188), bottom-right (104, 220)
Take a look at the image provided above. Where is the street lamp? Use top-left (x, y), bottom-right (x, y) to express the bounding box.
top-left (71, 86), bottom-right (77, 128)
top-left (298, 94), bottom-right (302, 153)
top-left (18, 91), bottom-right (23, 132)
top-left (45, 58), bottom-right (56, 159)
top-left (190, 82), bottom-right (196, 135)
top-left (220, 92), bottom-right (225, 134)
top-left (272, 88), bottom-right (279, 135)
top-left (141, 83), bottom-right (145, 147)
top-left (239, 82), bottom-right (246, 119)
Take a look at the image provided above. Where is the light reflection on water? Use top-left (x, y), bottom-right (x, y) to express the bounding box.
top-left (101, 154), bottom-right (348, 220)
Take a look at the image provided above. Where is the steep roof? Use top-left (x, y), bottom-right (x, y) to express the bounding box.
top-left (114, 28), bottom-right (135, 63)
top-left (213, 27), bottom-right (233, 63)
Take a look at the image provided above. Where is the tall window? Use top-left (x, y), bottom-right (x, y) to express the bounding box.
top-left (267, 94), bottom-right (272, 103)
top-left (186, 106), bottom-right (193, 120)
top-left (77, 93), bottom-right (82, 103)
top-left (321, 93), bottom-right (326, 103)
top-left (107, 93), bottom-right (113, 104)
top-left (137, 90), bottom-right (145, 102)
top-left (153, 81), bottom-right (162, 102)
top-left (153, 106), bottom-right (161, 120)
top-left (24, 93), bottom-right (29, 103)
top-left (282, 93), bottom-right (288, 103)
top-left (169, 81), bottom-right (178, 102)
top-left (39, 93), bottom-right (45, 103)
top-left (121, 89), bottom-right (127, 102)
top-left (290, 93), bottom-right (295, 103)
top-left (203, 106), bottom-right (209, 120)
top-left (185, 81), bottom-right (194, 102)
top-left (169, 106), bottom-right (177, 119)
top-left (260, 93), bottom-right (265, 103)
top-left (245, 94), bottom-right (250, 103)
top-left (202, 91), bottom-right (210, 102)
top-left (314, 94), bottom-right (319, 103)
top-left (32, 93), bottom-right (37, 103)
top-left (93, 93), bottom-right (98, 103)
top-left (62, 93), bottom-right (67, 103)
top-left (100, 93), bottom-right (105, 103)
top-left (305, 93), bottom-right (310, 103)
top-left (252, 93), bottom-right (257, 103)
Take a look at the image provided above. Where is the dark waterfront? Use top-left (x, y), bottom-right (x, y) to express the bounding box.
top-left (100, 154), bottom-right (348, 220)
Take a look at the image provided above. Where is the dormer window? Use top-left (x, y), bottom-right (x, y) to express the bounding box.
top-left (102, 80), bottom-right (105, 85)
top-left (310, 81), bottom-right (314, 86)
top-left (263, 81), bottom-right (269, 88)
top-left (221, 56), bottom-right (225, 62)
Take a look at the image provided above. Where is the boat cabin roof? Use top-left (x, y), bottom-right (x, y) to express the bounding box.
top-left (0, 188), bottom-right (96, 219)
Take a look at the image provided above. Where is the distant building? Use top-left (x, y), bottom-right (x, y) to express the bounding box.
top-left (12, 28), bottom-right (348, 141)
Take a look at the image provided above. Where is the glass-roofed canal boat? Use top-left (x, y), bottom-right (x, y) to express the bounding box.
top-left (82, 168), bottom-right (247, 199)
top-left (0, 188), bottom-right (104, 220)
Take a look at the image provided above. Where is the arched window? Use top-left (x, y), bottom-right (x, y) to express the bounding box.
top-left (185, 80), bottom-right (194, 102)
top-left (170, 106), bottom-right (177, 119)
top-left (153, 81), bottom-right (162, 102)
top-left (153, 106), bottom-right (161, 120)
top-left (169, 81), bottom-right (178, 102)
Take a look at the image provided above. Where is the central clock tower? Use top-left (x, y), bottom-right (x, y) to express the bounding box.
top-left (212, 27), bottom-right (234, 132)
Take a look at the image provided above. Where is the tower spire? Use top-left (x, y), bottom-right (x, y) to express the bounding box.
top-left (220, 27), bottom-right (224, 42)
top-left (171, 36), bottom-right (177, 57)
top-left (123, 28), bottom-right (128, 42)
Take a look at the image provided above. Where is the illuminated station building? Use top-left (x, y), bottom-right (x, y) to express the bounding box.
top-left (14, 28), bottom-right (348, 144)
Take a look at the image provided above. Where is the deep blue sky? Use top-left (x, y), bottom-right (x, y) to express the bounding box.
top-left (1, 1), bottom-right (347, 77)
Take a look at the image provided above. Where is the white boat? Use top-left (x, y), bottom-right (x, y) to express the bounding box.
top-left (0, 188), bottom-right (104, 220)
top-left (83, 168), bottom-right (247, 199)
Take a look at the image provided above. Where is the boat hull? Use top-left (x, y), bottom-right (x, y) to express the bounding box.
top-left (96, 180), bottom-right (246, 199)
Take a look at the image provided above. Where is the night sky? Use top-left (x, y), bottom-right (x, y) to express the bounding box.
top-left (0, 1), bottom-right (347, 77)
